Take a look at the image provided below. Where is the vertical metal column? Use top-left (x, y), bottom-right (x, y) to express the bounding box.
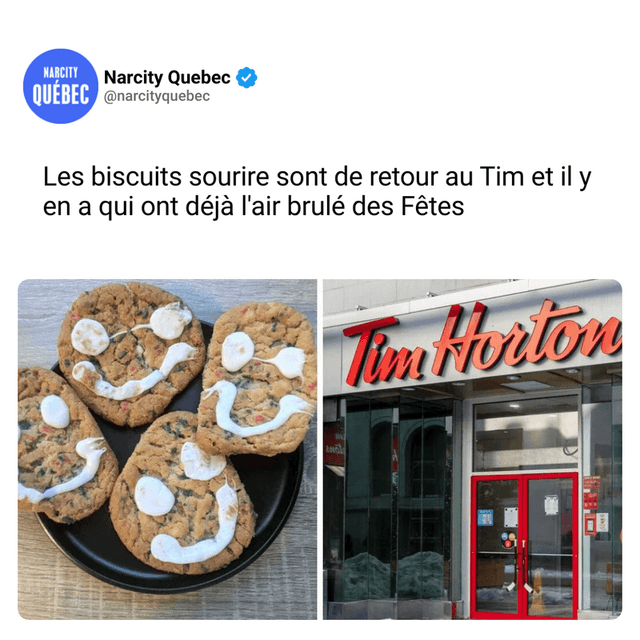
top-left (390, 406), bottom-right (399, 599)
top-left (450, 399), bottom-right (463, 603)
top-left (339, 398), bottom-right (347, 605)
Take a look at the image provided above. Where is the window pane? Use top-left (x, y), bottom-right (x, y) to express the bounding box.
top-left (581, 380), bottom-right (622, 614)
top-left (367, 401), bottom-right (393, 599)
top-left (343, 398), bottom-right (394, 601)
top-left (474, 396), bottom-right (579, 472)
top-left (527, 477), bottom-right (574, 618)
top-left (343, 397), bottom-right (371, 601)
top-left (474, 479), bottom-right (520, 614)
top-left (341, 396), bottom-right (454, 603)
top-left (398, 399), bottom-right (452, 600)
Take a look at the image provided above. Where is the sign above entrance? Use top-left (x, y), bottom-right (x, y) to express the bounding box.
top-left (341, 298), bottom-right (622, 389)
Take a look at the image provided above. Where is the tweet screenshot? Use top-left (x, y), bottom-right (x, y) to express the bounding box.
top-left (8, 0), bottom-right (637, 629)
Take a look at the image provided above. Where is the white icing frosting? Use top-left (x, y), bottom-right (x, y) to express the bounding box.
top-left (18, 437), bottom-right (107, 504)
top-left (201, 380), bottom-right (313, 436)
top-left (221, 332), bottom-right (305, 378)
top-left (149, 303), bottom-right (192, 339)
top-left (181, 442), bottom-right (227, 480)
top-left (72, 342), bottom-right (197, 400)
top-left (255, 347), bottom-right (306, 379)
top-left (135, 476), bottom-right (175, 516)
top-left (40, 395), bottom-right (70, 429)
top-left (71, 318), bottom-right (110, 356)
top-left (131, 302), bottom-right (192, 340)
top-left (150, 482), bottom-right (238, 564)
top-left (221, 332), bottom-right (254, 371)
top-left (158, 343), bottom-right (197, 376)
top-left (72, 303), bottom-right (192, 357)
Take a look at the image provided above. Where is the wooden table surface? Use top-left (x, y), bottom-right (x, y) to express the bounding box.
top-left (17, 279), bottom-right (318, 620)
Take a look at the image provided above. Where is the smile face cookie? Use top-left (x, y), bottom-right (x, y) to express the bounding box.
top-left (197, 302), bottom-right (317, 457)
top-left (57, 282), bottom-right (206, 427)
top-left (18, 368), bottom-right (119, 523)
top-left (109, 411), bottom-right (255, 574)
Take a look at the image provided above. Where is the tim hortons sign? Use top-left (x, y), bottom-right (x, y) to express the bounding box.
top-left (342, 299), bottom-right (622, 387)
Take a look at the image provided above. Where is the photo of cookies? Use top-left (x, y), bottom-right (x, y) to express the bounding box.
top-left (18, 279), bottom-right (317, 620)
top-left (57, 282), bottom-right (206, 427)
top-left (18, 367), bottom-right (119, 523)
top-left (197, 302), bottom-right (318, 457)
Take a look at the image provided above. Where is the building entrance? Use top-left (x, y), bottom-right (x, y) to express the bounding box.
top-left (470, 473), bottom-right (578, 619)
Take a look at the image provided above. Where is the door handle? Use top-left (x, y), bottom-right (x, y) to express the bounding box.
top-left (506, 541), bottom-right (518, 591)
top-left (522, 539), bottom-right (534, 593)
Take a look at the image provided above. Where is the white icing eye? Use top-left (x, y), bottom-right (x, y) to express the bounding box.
top-left (71, 318), bottom-right (110, 356)
top-left (134, 476), bottom-right (175, 516)
top-left (222, 332), bottom-right (255, 372)
top-left (149, 303), bottom-right (192, 340)
top-left (181, 442), bottom-right (227, 480)
top-left (257, 347), bottom-right (306, 379)
top-left (40, 395), bottom-right (70, 429)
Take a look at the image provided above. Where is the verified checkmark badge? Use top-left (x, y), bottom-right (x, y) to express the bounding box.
top-left (236, 67), bottom-right (257, 88)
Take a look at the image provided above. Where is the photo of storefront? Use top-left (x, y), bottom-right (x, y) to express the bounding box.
top-left (323, 280), bottom-right (621, 620)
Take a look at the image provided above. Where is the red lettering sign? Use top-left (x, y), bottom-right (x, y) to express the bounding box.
top-left (343, 299), bottom-right (622, 387)
top-left (583, 476), bottom-right (602, 489)
top-left (584, 491), bottom-right (599, 510)
top-left (343, 316), bottom-right (425, 386)
top-left (431, 299), bottom-right (621, 375)
top-left (324, 423), bottom-right (345, 466)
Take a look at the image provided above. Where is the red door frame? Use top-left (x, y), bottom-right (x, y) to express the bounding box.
top-left (470, 473), bottom-right (579, 620)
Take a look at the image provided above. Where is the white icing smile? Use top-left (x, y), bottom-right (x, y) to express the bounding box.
top-left (221, 331), bottom-right (305, 379)
top-left (181, 442), bottom-right (227, 480)
top-left (18, 436), bottom-right (107, 504)
top-left (150, 482), bottom-right (238, 564)
top-left (201, 380), bottom-right (313, 437)
top-left (72, 342), bottom-right (197, 401)
top-left (70, 303), bottom-right (193, 356)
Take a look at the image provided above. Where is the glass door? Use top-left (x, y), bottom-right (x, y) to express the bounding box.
top-left (471, 473), bottom-right (578, 619)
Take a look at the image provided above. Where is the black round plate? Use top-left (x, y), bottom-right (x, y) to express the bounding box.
top-left (37, 322), bottom-right (303, 594)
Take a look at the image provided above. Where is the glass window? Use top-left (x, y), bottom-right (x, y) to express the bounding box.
top-left (397, 399), bottom-right (452, 601)
top-left (323, 419), bottom-right (345, 602)
top-left (474, 396), bottom-right (579, 472)
top-left (474, 479), bottom-right (519, 614)
top-left (335, 395), bottom-right (454, 603)
top-left (581, 379), bottom-right (622, 615)
top-left (342, 397), bottom-right (377, 601)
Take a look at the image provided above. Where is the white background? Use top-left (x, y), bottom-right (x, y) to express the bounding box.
top-left (4, 0), bottom-right (638, 634)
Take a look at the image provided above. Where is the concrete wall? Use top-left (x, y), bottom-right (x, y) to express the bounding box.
top-left (324, 279), bottom-right (513, 315)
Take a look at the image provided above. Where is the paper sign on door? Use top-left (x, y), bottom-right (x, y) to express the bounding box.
top-left (584, 491), bottom-right (599, 510)
top-left (544, 495), bottom-right (559, 516)
top-left (597, 513), bottom-right (609, 533)
top-left (504, 507), bottom-right (518, 528)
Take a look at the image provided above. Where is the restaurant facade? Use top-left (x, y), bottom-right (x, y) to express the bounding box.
top-left (323, 279), bottom-right (622, 620)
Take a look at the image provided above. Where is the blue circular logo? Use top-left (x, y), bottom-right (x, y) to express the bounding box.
top-left (23, 49), bottom-right (98, 123)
